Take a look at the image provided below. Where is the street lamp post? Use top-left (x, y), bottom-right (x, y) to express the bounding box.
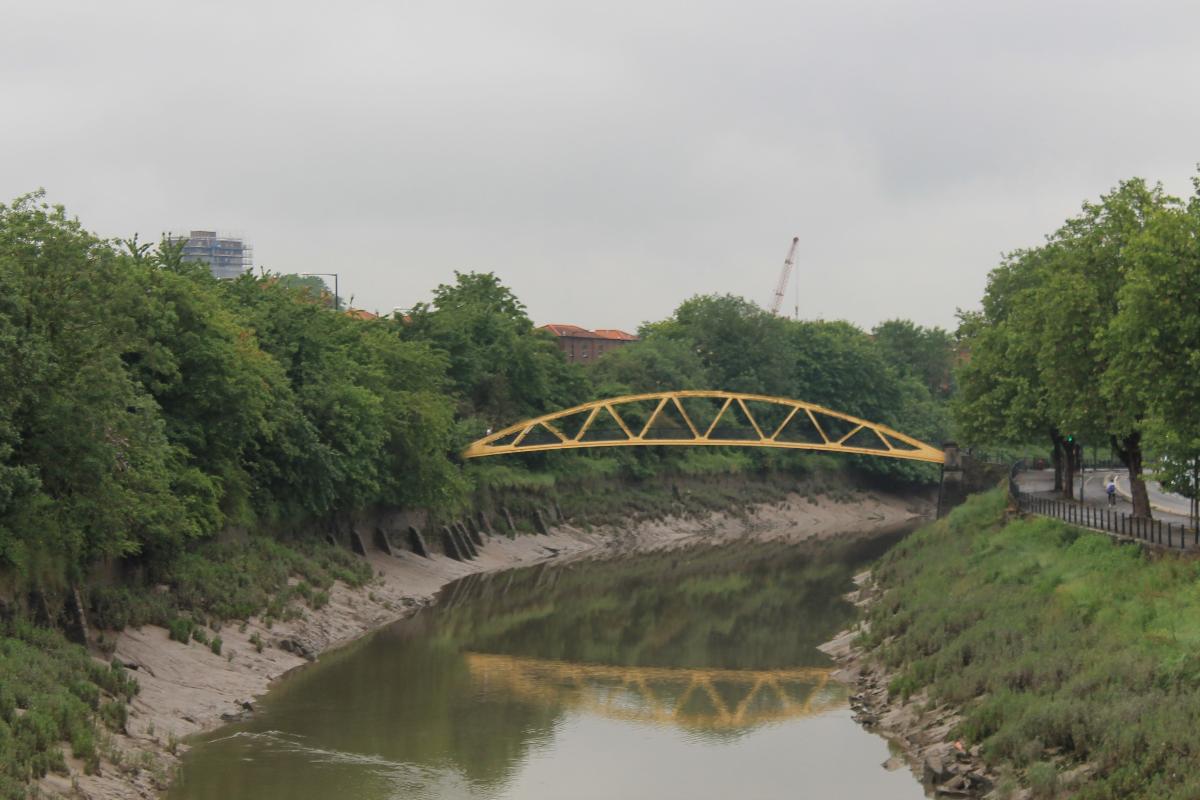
top-left (301, 273), bottom-right (339, 310)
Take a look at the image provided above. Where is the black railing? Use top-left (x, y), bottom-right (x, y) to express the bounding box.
top-left (1011, 485), bottom-right (1199, 550)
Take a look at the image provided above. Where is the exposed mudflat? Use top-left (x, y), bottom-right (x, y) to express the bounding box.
top-left (42, 487), bottom-right (929, 800)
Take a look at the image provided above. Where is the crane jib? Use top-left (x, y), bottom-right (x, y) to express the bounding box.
top-left (770, 235), bottom-right (800, 316)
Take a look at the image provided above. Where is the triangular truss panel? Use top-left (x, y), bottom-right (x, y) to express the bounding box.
top-left (461, 391), bottom-right (944, 464)
top-left (465, 653), bottom-right (841, 730)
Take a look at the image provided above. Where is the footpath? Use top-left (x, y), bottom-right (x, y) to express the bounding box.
top-left (1014, 469), bottom-right (1197, 551)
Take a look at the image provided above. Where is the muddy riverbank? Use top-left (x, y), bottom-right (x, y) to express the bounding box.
top-left (43, 486), bottom-right (930, 800)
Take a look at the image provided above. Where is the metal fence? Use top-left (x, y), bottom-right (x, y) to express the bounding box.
top-left (1010, 465), bottom-right (1198, 551)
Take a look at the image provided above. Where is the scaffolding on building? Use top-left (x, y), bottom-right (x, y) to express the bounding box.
top-left (166, 230), bottom-right (253, 279)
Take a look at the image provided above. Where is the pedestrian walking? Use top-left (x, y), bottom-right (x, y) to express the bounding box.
top-left (1106, 476), bottom-right (1117, 506)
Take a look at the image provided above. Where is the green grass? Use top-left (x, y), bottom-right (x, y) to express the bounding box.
top-left (861, 489), bottom-right (1200, 798)
top-left (0, 621), bottom-right (138, 796)
top-left (0, 536), bottom-right (364, 795)
top-left (88, 536), bottom-right (373, 631)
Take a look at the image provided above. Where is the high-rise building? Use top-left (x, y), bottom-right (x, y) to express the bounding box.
top-left (167, 230), bottom-right (253, 279)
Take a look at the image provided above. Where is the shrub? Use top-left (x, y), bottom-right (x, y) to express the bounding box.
top-left (15, 709), bottom-right (58, 752)
top-left (69, 722), bottom-right (96, 770)
top-left (888, 672), bottom-right (920, 702)
top-left (210, 636), bottom-right (223, 656)
top-left (99, 700), bottom-right (128, 733)
top-left (0, 686), bottom-right (15, 723)
top-left (1028, 762), bottom-right (1058, 799)
top-left (0, 615), bottom-right (142, 793)
top-left (167, 617), bottom-right (193, 644)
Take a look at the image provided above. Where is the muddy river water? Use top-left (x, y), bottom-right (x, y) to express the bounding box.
top-left (169, 529), bottom-right (925, 800)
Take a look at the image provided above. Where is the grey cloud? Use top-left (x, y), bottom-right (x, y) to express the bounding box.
top-left (3, 0), bottom-right (1199, 330)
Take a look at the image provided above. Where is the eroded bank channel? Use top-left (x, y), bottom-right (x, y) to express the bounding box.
top-left (166, 525), bottom-right (928, 800)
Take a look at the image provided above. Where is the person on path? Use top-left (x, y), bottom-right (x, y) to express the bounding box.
top-left (1106, 476), bottom-right (1117, 506)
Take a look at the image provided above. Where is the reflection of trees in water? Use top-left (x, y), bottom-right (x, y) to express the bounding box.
top-left (178, 624), bottom-right (562, 796)
top-left (173, 534), bottom-right (903, 800)
top-left (435, 532), bottom-right (907, 671)
top-left (466, 653), bottom-right (846, 738)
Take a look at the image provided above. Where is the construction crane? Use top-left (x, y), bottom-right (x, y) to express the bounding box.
top-left (769, 236), bottom-right (800, 317)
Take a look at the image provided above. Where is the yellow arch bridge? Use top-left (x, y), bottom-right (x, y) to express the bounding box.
top-left (463, 390), bottom-right (943, 464)
top-left (466, 653), bottom-right (844, 732)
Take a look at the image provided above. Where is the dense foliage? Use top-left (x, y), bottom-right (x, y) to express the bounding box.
top-left (955, 176), bottom-right (1200, 516)
top-left (865, 490), bottom-right (1200, 799)
top-left (0, 192), bottom-right (951, 592)
top-left (0, 195), bottom-right (459, 591)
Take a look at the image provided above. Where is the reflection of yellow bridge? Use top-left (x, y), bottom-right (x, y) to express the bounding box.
top-left (466, 653), bottom-right (845, 731)
top-left (462, 391), bottom-right (943, 463)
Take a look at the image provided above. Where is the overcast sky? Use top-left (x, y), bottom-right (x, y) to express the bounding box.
top-left (4, 1), bottom-right (1199, 332)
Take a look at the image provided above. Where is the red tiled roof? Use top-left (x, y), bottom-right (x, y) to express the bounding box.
top-left (345, 308), bottom-right (379, 320)
top-left (541, 324), bottom-right (602, 339)
top-left (593, 329), bottom-right (638, 341)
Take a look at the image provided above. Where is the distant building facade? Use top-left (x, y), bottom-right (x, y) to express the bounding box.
top-left (168, 230), bottom-right (253, 279)
top-left (540, 324), bottom-right (638, 363)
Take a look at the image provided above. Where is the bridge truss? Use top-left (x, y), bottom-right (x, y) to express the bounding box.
top-left (462, 391), bottom-right (943, 464)
top-left (466, 653), bottom-right (843, 731)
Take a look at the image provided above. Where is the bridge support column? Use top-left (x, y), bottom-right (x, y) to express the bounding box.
top-left (937, 442), bottom-right (965, 519)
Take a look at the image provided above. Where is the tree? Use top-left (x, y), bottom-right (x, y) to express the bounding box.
top-left (1107, 177), bottom-right (1200, 524)
top-left (589, 337), bottom-right (710, 397)
top-left (225, 273), bottom-right (462, 516)
top-left (790, 319), bottom-right (944, 481)
top-left (955, 179), bottom-right (1179, 513)
top-left (955, 246), bottom-right (1071, 493)
top-left (648, 294), bottom-right (794, 395)
top-left (1037, 179), bottom-right (1178, 516)
top-left (403, 272), bottom-right (589, 427)
top-left (0, 194), bottom-right (192, 578)
top-left (872, 319), bottom-right (955, 400)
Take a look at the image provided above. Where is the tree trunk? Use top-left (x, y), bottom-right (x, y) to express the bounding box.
top-left (1192, 459), bottom-right (1199, 533)
top-left (1050, 431), bottom-right (1064, 492)
top-left (1062, 439), bottom-right (1077, 500)
top-left (1112, 431), bottom-right (1152, 519)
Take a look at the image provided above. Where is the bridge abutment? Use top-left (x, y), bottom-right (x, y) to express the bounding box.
top-left (937, 442), bottom-right (1011, 518)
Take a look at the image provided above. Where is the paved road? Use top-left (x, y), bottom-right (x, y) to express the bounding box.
top-left (1016, 469), bottom-right (1194, 527)
top-left (1114, 476), bottom-right (1194, 517)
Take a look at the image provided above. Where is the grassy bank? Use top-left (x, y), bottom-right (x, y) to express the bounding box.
top-left (861, 489), bottom-right (1200, 799)
top-left (0, 538), bottom-right (372, 799)
top-left (0, 622), bottom-right (139, 799)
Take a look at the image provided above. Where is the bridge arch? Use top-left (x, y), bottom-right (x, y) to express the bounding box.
top-left (465, 653), bottom-right (842, 731)
top-left (462, 390), bottom-right (943, 464)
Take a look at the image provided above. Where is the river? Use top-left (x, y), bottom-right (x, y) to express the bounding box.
top-left (168, 529), bottom-right (925, 800)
